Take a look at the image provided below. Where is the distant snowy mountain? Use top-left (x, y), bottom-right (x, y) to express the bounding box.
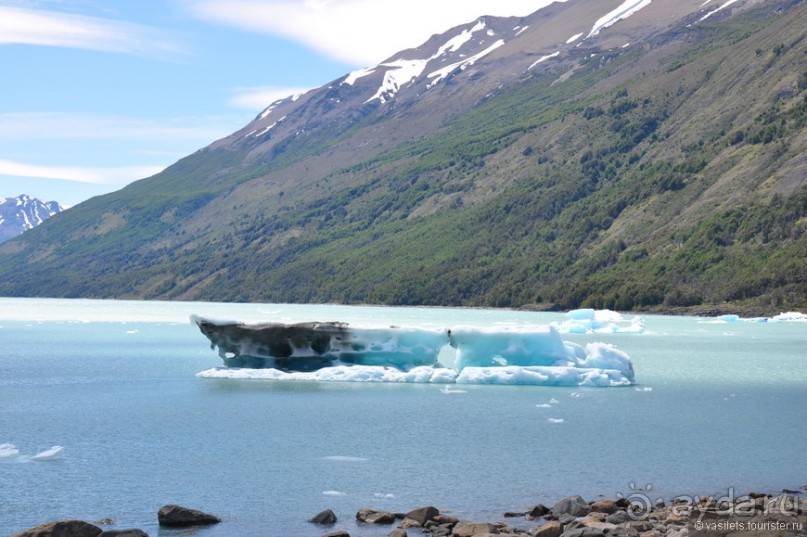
top-left (0, 195), bottom-right (64, 243)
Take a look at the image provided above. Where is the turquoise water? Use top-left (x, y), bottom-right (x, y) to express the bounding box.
top-left (1, 298), bottom-right (805, 536)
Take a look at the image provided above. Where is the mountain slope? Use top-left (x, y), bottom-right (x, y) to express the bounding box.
top-left (0, 195), bottom-right (64, 243)
top-left (0, 0), bottom-right (804, 314)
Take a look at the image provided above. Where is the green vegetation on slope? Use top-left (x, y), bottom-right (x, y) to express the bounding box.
top-left (0, 2), bottom-right (804, 314)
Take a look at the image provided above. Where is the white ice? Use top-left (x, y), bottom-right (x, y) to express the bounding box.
top-left (30, 446), bottom-right (64, 460)
top-left (196, 318), bottom-right (636, 387)
top-left (702, 311), bottom-right (806, 323)
top-left (553, 309), bottom-right (645, 334)
top-left (0, 443), bottom-right (20, 458)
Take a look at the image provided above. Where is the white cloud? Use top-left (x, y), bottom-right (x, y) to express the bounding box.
top-left (0, 5), bottom-right (184, 57)
top-left (0, 159), bottom-right (163, 185)
top-left (228, 87), bottom-right (311, 111)
top-left (184, 0), bottom-right (562, 66)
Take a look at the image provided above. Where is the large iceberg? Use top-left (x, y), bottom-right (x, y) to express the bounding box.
top-left (192, 316), bottom-right (635, 387)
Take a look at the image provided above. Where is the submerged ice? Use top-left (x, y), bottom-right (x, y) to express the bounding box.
top-left (192, 316), bottom-right (635, 387)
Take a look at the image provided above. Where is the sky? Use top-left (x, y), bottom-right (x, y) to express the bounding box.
top-left (0, 0), bottom-right (560, 207)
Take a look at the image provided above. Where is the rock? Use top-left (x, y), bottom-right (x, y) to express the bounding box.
top-left (157, 504), bottom-right (221, 527)
top-left (356, 508), bottom-right (397, 524)
top-left (531, 520), bottom-right (564, 537)
top-left (590, 500), bottom-right (618, 515)
top-left (607, 529), bottom-right (639, 537)
top-left (528, 504), bottom-right (551, 519)
top-left (606, 510), bottom-right (631, 525)
top-left (553, 496), bottom-right (591, 519)
top-left (504, 511), bottom-right (528, 518)
top-left (12, 521), bottom-right (102, 537)
top-left (434, 514), bottom-right (460, 525)
top-left (403, 506), bottom-right (440, 526)
top-left (98, 531), bottom-right (148, 537)
top-left (625, 520), bottom-right (653, 532)
top-left (389, 530), bottom-right (408, 537)
top-left (559, 527), bottom-right (605, 537)
top-left (452, 521), bottom-right (499, 536)
top-left (325, 532), bottom-right (350, 537)
top-left (615, 498), bottom-right (632, 509)
top-left (310, 509), bottom-right (337, 525)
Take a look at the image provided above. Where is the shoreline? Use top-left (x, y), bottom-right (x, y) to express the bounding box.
top-left (13, 487), bottom-right (807, 537)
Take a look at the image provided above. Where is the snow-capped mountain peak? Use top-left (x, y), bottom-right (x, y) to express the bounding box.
top-left (0, 195), bottom-right (64, 243)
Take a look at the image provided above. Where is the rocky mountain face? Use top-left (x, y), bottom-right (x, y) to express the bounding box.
top-left (0, 195), bottom-right (64, 243)
top-left (0, 0), bottom-right (804, 313)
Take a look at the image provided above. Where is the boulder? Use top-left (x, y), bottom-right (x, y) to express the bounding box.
top-left (98, 531), bottom-right (148, 537)
top-left (403, 506), bottom-right (440, 526)
top-left (605, 510), bottom-right (631, 525)
top-left (553, 496), bottom-right (591, 519)
top-left (325, 532), bottom-right (350, 537)
top-left (452, 521), bottom-right (499, 536)
top-left (309, 509), bottom-right (337, 525)
top-left (590, 500), bottom-right (618, 514)
top-left (388, 530), bottom-right (408, 537)
top-left (157, 504), bottom-right (221, 527)
top-left (528, 504), bottom-right (551, 519)
top-left (12, 521), bottom-right (102, 537)
top-left (532, 521), bottom-right (564, 537)
top-left (356, 508), bottom-right (396, 524)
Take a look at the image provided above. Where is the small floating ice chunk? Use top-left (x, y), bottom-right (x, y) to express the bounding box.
top-left (548, 418), bottom-right (565, 423)
top-left (0, 443), bottom-right (20, 458)
top-left (771, 312), bottom-right (807, 322)
top-left (323, 455), bottom-right (368, 462)
top-left (535, 403), bottom-right (553, 408)
top-left (549, 398), bottom-right (560, 404)
top-left (440, 385), bottom-right (467, 394)
top-left (323, 490), bottom-right (346, 496)
top-left (30, 446), bottom-right (64, 460)
top-left (374, 493), bottom-right (396, 499)
top-left (635, 386), bottom-right (653, 392)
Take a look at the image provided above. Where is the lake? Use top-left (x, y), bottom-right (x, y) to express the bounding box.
top-left (1, 298), bottom-right (805, 536)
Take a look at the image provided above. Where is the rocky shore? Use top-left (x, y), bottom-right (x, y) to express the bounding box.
top-left (12, 490), bottom-right (807, 537)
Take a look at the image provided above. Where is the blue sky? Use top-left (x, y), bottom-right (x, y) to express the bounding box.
top-left (1, 0), bottom-right (555, 206)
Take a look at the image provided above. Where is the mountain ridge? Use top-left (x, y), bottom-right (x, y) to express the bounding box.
top-left (0, 195), bottom-right (64, 244)
top-left (0, 0), bottom-right (804, 314)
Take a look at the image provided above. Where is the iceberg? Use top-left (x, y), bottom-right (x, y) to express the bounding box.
top-left (552, 309), bottom-right (645, 334)
top-left (192, 316), bottom-right (635, 387)
top-left (191, 315), bottom-right (446, 371)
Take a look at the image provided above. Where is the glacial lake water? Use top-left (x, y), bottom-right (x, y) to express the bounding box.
top-left (1, 298), bottom-right (805, 536)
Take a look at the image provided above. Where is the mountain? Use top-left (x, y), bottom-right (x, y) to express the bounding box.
top-left (0, 195), bottom-right (64, 243)
top-left (0, 0), bottom-right (804, 314)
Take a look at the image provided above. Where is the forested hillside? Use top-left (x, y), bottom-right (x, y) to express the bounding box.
top-left (0, 0), bottom-right (804, 314)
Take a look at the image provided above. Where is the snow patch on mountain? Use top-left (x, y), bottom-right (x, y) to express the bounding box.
top-left (365, 59), bottom-right (429, 104)
top-left (427, 39), bottom-right (506, 88)
top-left (700, 0), bottom-right (743, 21)
top-left (567, 32), bottom-right (584, 44)
top-left (587, 0), bottom-right (653, 38)
top-left (528, 51), bottom-right (560, 70)
top-left (355, 19), bottom-right (504, 104)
